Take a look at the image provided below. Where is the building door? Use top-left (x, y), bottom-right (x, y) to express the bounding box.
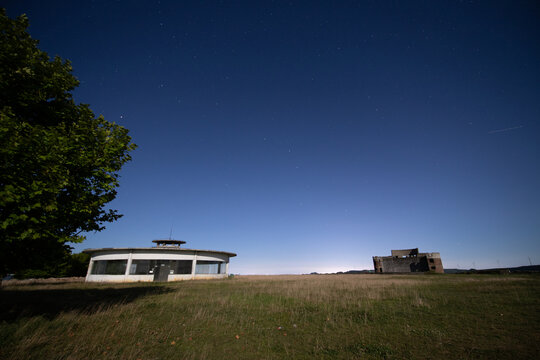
top-left (153, 263), bottom-right (170, 282)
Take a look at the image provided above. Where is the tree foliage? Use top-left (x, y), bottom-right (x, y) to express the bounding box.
top-left (0, 9), bottom-right (136, 275)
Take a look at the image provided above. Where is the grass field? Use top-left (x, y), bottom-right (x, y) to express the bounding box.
top-left (1, 274), bottom-right (539, 359)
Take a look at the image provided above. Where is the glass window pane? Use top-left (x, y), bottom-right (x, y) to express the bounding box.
top-left (195, 261), bottom-right (224, 274)
top-left (105, 260), bottom-right (127, 274)
top-left (91, 260), bottom-right (106, 274)
top-left (174, 260), bottom-right (193, 274)
top-left (130, 260), bottom-right (152, 274)
top-left (130, 260), bottom-right (193, 275)
top-left (91, 260), bottom-right (127, 275)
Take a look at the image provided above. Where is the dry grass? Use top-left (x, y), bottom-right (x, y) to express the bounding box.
top-left (1, 274), bottom-right (539, 359)
top-left (1, 277), bottom-right (84, 287)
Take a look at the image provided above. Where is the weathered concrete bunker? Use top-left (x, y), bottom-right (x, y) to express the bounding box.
top-left (373, 248), bottom-right (444, 273)
top-left (84, 240), bottom-right (236, 282)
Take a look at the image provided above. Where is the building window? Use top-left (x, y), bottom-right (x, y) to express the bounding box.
top-left (195, 261), bottom-right (226, 274)
top-left (431, 266), bottom-right (436, 270)
top-left (130, 260), bottom-right (152, 274)
top-left (91, 260), bottom-right (127, 275)
top-left (173, 260), bottom-right (193, 274)
top-left (429, 258), bottom-right (435, 263)
top-left (129, 260), bottom-right (193, 275)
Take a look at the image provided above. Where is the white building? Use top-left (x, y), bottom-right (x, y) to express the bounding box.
top-left (84, 240), bottom-right (236, 282)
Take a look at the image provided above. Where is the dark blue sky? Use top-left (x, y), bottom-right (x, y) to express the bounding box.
top-left (6, 1), bottom-right (540, 273)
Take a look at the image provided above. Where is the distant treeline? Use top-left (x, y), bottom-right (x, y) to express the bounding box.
top-left (445, 265), bottom-right (540, 274)
top-left (308, 270), bottom-right (374, 275)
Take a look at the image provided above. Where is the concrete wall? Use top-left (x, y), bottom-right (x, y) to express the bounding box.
top-left (378, 256), bottom-right (429, 273)
top-left (373, 252), bottom-right (444, 273)
top-left (86, 273), bottom-right (228, 283)
top-left (426, 256), bottom-right (444, 273)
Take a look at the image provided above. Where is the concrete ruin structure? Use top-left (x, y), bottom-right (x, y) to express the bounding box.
top-left (373, 248), bottom-right (444, 273)
top-left (84, 239), bottom-right (236, 282)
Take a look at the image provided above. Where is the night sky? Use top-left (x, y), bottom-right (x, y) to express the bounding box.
top-left (5, 1), bottom-right (540, 273)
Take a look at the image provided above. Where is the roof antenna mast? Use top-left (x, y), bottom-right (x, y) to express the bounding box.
top-left (169, 224), bottom-right (173, 240)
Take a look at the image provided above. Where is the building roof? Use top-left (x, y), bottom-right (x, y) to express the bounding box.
top-left (82, 247), bottom-right (237, 257)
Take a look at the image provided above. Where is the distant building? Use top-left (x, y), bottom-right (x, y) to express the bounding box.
top-left (84, 240), bottom-right (236, 282)
top-left (373, 248), bottom-right (443, 273)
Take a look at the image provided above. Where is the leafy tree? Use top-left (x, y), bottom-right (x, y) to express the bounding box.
top-left (14, 252), bottom-right (90, 279)
top-left (0, 9), bottom-right (136, 276)
top-left (65, 252), bottom-right (91, 277)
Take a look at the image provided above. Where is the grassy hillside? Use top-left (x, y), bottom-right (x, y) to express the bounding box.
top-left (1, 274), bottom-right (539, 359)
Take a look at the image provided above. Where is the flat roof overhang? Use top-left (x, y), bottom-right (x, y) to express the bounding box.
top-left (82, 247), bottom-right (237, 257)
